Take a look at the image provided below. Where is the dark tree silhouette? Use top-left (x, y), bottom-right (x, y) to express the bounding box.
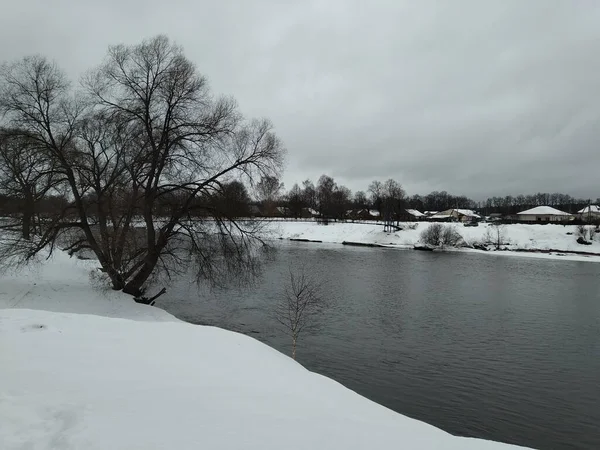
top-left (0, 36), bottom-right (284, 302)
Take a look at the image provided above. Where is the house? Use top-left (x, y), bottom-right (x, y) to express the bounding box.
top-left (273, 206), bottom-right (290, 217)
top-left (516, 206), bottom-right (573, 222)
top-left (352, 209), bottom-right (380, 220)
top-left (578, 205), bottom-right (600, 222)
top-left (424, 211), bottom-right (438, 217)
top-left (431, 209), bottom-right (480, 222)
top-left (402, 209), bottom-right (425, 221)
top-left (296, 207), bottom-right (319, 219)
top-left (248, 205), bottom-right (262, 217)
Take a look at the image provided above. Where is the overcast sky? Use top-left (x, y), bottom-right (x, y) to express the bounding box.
top-left (1, 0), bottom-right (599, 200)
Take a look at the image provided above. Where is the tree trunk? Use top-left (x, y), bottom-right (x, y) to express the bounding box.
top-left (292, 336), bottom-right (297, 360)
top-left (122, 252), bottom-right (160, 297)
top-left (21, 192), bottom-right (34, 241)
top-left (105, 267), bottom-right (125, 291)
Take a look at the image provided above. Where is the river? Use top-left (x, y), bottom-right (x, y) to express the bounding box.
top-left (157, 242), bottom-right (600, 449)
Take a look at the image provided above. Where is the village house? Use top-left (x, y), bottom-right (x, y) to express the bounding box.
top-left (248, 205), bottom-right (262, 217)
top-left (350, 209), bottom-right (381, 220)
top-left (431, 208), bottom-right (480, 223)
top-left (516, 206), bottom-right (573, 222)
top-left (402, 209), bottom-right (425, 221)
top-left (578, 205), bottom-right (600, 222)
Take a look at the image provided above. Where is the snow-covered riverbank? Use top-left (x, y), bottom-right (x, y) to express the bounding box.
top-left (265, 221), bottom-right (600, 262)
top-left (0, 251), bottom-right (528, 449)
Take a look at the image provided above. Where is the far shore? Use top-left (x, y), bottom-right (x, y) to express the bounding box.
top-left (264, 220), bottom-right (600, 263)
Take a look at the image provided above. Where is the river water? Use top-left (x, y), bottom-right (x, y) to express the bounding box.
top-left (158, 242), bottom-right (600, 449)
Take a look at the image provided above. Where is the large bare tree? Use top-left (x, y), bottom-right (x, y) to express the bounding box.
top-left (0, 36), bottom-right (284, 302)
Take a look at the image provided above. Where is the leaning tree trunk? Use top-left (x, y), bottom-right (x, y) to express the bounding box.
top-left (122, 251), bottom-right (162, 301)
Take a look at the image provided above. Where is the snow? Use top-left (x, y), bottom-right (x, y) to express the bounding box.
top-left (0, 251), bottom-right (527, 449)
top-left (431, 213), bottom-right (453, 219)
top-left (0, 250), bottom-right (175, 321)
top-left (578, 205), bottom-right (600, 214)
top-left (517, 206), bottom-right (572, 216)
top-left (267, 221), bottom-right (600, 262)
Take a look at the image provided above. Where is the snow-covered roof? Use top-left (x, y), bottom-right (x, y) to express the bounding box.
top-left (517, 206), bottom-right (572, 216)
top-left (431, 209), bottom-right (480, 219)
top-left (308, 208), bottom-right (318, 216)
top-left (454, 209), bottom-right (480, 218)
top-left (424, 211), bottom-right (438, 215)
top-left (405, 209), bottom-right (424, 217)
top-left (578, 205), bottom-right (600, 214)
top-left (369, 210), bottom-right (380, 217)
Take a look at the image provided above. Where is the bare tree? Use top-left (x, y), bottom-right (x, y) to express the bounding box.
top-left (0, 129), bottom-right (57, 239)
top-left (286, 183), bottom-right (304, 218)
top-left (382, 179), bottom-right (405, 225)
top-left (484, 224), bottom-right (508, 250)
top-left (368, 180), bottom-right (383, 215)
top-left (331, 184), bottom-right (352, 220)
top-left (301, 179), bottom-right (316, 210)
top-left (255, 175), bottom-right (283, 211)
top-left (275, 266), bottom-right (327, 360)
top-left (353, 190), bottom-right (368, 210)
top-left (316, 174), bottom-right (336, 220)
top-left (0, 36), bottom-right (284, 303)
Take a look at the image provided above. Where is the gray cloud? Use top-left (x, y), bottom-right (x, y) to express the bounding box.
top-left (1, 0), bottom-right (599, 200)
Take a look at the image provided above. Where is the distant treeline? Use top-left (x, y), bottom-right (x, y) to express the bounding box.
top-left (1, 172), bottom-right (596, 221)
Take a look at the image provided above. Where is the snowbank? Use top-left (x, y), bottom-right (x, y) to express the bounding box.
top-left (1, 308), bottom-right (528, 450)
top-left (0, 250), bottom-right (175, 321)
top-left (266, 221), bottom-right (600, 262)
top-left (0, 251), bottom-right (527, 449)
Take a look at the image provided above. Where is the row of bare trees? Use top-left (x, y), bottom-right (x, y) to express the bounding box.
top-left (282, 176), bottom-right (406, 221)
top-left (0, 36), bottom-right (284, 302)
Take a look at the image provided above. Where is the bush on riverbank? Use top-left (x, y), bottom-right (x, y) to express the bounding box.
top-left (420, 224), bottom-right (464, 248)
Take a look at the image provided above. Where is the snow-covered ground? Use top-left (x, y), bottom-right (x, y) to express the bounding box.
top-left (0, 251), bottom-right (528, 449)
top-left (265, 221), bottom-right (600, 262)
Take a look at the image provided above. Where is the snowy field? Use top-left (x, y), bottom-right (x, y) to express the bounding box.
top-left (265, 221), bottom-right (600, 262)
top-left (0, 251), bottom-right (528, 449)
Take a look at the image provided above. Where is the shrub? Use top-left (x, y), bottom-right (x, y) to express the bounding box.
top-left (420, 223), bottom-right (463, 248)
top-left (577, 224), bottom-right (594, 241)
top-left (441, 226), bottom-right (464, 248)
top-left (420, 223), bottom-right (443, 246)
